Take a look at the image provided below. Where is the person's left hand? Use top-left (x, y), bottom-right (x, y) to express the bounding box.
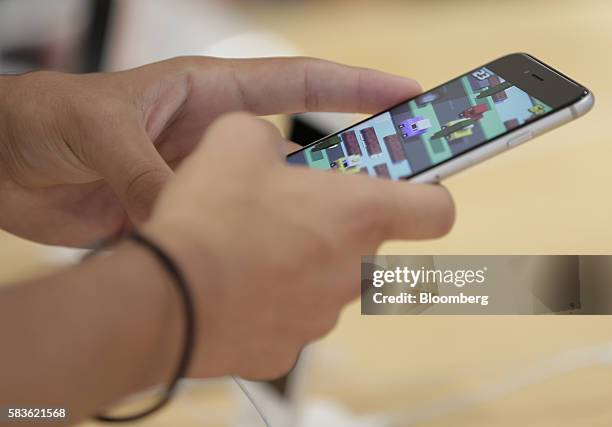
top-left (0, 56), bottom-right (421, 246)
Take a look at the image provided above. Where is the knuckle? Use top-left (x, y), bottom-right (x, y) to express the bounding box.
top-left (155, 56), bottom-right (203, 77)
top-left (296, 56), bottom-right (335, 71)
top-left (294, 57), bottom-right (325, 111)
top-left (124, 166), bottom-right (166, 199)
top-left (166, 55), bottom-right (216, 70)
top-left (166, 55), bottom-right (199, 68)
top-left (296, 56), bottom-right (327, 71)
top-left (209, 112), bottom-right (269, 137)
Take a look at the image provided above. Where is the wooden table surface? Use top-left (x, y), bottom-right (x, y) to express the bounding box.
top-left (2, 0), bottom-right (612, 426)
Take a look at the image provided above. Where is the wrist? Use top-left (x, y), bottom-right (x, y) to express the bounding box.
top-left (81, 240), bottom-right (185, 399)
top-left (142, 221), bottom-right (223, 292)
top-left (116, 240), bottom-right (185, 391)
top-left (141, 221), bottom-right (228, 377)
top-left (0, 235), bottom-right (186, 423)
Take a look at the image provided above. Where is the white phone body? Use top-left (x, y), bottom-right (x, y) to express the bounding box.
top-left (410, 93), bottom-right (595, 184)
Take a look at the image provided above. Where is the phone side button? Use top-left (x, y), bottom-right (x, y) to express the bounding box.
top-left (506, 131), bottom-right (532, 148)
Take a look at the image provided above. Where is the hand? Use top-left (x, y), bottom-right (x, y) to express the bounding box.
top-left (145, 112), bottom-right (455, 380)
top-left (0, 57), bottom-right (421, 246)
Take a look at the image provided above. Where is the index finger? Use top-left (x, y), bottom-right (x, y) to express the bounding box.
top-left (226, 57), bottom-right (422, 115)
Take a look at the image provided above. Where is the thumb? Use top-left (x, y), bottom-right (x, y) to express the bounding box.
top-left (94, 123), bottom-right (173, 224)
top-left (188, 112), bottom-right (287, 169)
top-left (342, 176), bottom-right (455, 241)
top-left (376, 182), bottom-right (455, 240)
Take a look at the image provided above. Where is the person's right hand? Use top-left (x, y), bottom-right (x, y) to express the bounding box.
top-left (145, 112), bottom-right (455, 380)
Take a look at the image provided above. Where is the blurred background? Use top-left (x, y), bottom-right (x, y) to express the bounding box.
top-left (1, 0), bottom-right (612, 426)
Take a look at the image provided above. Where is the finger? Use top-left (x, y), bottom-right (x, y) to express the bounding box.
top-left (93, 121), bottom-right (173, 224)
top-left (337, 175), bottom-right (455, 240)
top-left (205, 56), bottom-right (421, 115)
top-left (284, 141), bottom-right (303, 155)
top-left (191, 112), bottom-right (287, 167)
top-left (375, 182), bottom-right (455, 240)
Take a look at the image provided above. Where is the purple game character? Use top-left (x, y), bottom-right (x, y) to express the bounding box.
top-left (398, 116), bottom-right (432, 138)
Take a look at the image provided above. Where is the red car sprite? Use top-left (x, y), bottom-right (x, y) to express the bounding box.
top-left (459, 103), bottom-right (489, 120)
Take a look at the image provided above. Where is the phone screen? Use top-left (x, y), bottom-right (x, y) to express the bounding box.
top-left (287, 66), bottom-right (554, 180)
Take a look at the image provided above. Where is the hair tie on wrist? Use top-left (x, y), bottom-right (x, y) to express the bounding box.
top-left (92, 230), bottom-right (196, 422)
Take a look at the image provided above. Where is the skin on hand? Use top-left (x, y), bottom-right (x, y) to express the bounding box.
top-left (0, 56), bottom-right (422, 246)
top-left (0, 112), bottom-right (453, 423)
top-left (0, 58), bottom-right (454, 420)
top-left (144, 112), bottom-right (455, 380)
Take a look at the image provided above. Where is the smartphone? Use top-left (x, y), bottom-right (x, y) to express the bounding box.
top-left (287, 53), bottom-right (594, 183)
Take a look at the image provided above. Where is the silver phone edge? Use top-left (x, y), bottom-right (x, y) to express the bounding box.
top-left (409, 92), bottom-right (595, 184)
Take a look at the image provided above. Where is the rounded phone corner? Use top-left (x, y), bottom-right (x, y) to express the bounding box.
top-left (571, 91), bottom-right (595, 118)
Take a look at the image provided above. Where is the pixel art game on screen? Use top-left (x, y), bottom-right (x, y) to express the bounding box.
top-left (287, 67), bottom-right (553, 180)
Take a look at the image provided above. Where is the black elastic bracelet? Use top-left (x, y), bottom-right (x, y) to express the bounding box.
top-left (94, 231), bottom-right (196, 422)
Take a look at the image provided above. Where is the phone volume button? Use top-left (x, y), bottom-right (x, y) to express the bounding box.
top-left (506, 131), bottom-right (532, 148)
